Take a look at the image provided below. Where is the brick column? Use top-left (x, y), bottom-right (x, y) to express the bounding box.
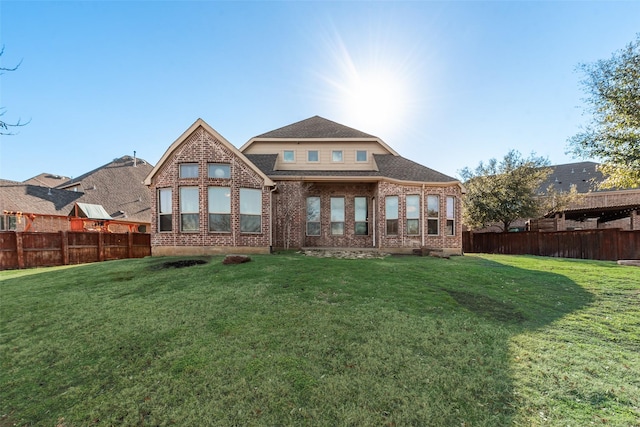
top-left (630, 209), bottom-right (639, 230)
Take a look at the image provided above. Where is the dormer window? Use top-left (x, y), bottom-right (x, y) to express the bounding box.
top-left (356, 150), bottom-right (367, 162)
top-left (332, 150), bottom-right (343, 162)
top-left (283, 150), bottom-right (295, 162)
top-left (307, 150), bottom-right (319, 162)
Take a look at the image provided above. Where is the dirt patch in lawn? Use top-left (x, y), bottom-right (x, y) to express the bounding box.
top-left (157, 259), bottom-right (209, 269)
top-left (444, 289), bottom-right (526, 323)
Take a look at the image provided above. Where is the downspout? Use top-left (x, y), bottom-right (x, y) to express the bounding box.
top-left (372, 196), bottom-right (376, 248)
top-left (269, 184), bottom-right (278, 252)
top-left (421, 184), bottom-right (426, 248)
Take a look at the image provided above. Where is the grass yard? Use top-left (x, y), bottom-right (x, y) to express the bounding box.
top-left (1, 253), bottom-right (638, 426)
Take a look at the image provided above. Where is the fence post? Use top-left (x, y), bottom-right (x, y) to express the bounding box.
top-left (128, 232), bottom-right (134, 258)
top-left (16, 232), bottom-right (24, 269)
top-left (98, 233), bottom-right (104, 262)
top-left (60, 231), bottom-right (69, 265)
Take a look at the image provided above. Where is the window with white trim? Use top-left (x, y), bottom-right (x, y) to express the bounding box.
top-left (208, 187), bottom-right (231, 232)
top-left (307, 150), bottom-right (319, 162)
top-left (283, 150), bottom-right (295, 162)
top-left (446, 196), bottom-right (455, 236)
top-left (427, 195), bottom-right (439, 235)
top-left (179, 163), bottom-right (199, 178)
top-left (306, 197), bottom-right (321, 236)
top-left (158, 188), bottom-right (172, 232)
top-left (354, 197), bottom-right (368, 235)
top-left (385, 196), bottom-right (399, 235)
top-left (208, 163), bottom-right (230, 179)
top-left (356, 150), bottom-right (367, 162)
top-left (332, 150), bottom-right (343, 162)
top-left (180, 187), bottom-right (199, 232)
top-left (406, 195), bottom-right (420, 235)
top-left (330, 197), bottom-right (345, 235)
top-left (240, 188), bottom-right (262, 233)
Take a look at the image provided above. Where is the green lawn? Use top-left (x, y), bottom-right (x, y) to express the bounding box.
top-left (1, 253), bottom-right (638, 426)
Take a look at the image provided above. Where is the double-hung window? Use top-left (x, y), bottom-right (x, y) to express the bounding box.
top-left (385, 196), bottom-right (399, 235)
top-left (306, 197), bottom-right (321, 236)
top-left (330, 197), bottom-right (345, 235)
top-left (354, 197), bottom-right (368, 235)
top-left (240, 188), bottom-right (261, 233)
top-left (446, 196), bottom-right (455, 236)
top-left (208, 187), bottom-right (231, 232)
top-left (180, 187), bottom-right (199, 232)
top-left (208, 163), bottom-right (230, 179)
top-left (180, 163), bottom-right (199, 178)
top-left (158, 188), bottom-right (172, 232)
top-left (427, 195), bottom-right (439, 235)
top-left (406, 195), bottom-right (420, 235)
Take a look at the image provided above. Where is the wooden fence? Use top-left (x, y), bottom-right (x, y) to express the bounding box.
top-left (463, 229), bottom-right (640, 261)
top-left (0, 231), bottom-right (151, 270)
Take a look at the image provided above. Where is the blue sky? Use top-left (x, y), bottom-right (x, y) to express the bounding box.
top-left (1, 1), bottom-right (638, 182)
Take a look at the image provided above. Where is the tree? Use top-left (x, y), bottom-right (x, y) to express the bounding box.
top-left (460, 150), bottom-right (564, 232)
top-left (0, 46), bottom-right (29, 135)
top-left (568, 34), bottom-right (640, 189)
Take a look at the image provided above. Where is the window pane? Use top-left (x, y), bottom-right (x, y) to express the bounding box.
top-left (209, 213), bottom-right (231, 232)
top-left (428, 218), bottom-right (439, 235)
top-left (406, 195), bottom-right (420, 219)
top-left (427, 195), bottom-right (439, 217)
top-left (208, 187), bottom-right (231, 213)
top-left (180, 163), bottom-right (198, 178)
top-left (385, 196), bottom-right (398, 220)
top-left (180, 187), bottom-right (199, 213)
top-left (159, 214), bottom-right (172, 232)
top-left (307, 222), bottom-right (321, 236)
top-left (331, 222), bottom-right (344, 235)
top-left (446, 196), bottom-right (455, 218)
top-left (283, 150), bottom-right (295, 162)
top-left (446, 219), bottom-right (454, 236)
top-left (181, 213), bottom-right (199, 232)
top-left (356, 150), bottom-right (367, 162)
top-left (308, 150), bottom-right (319, 162)
top-left (407, 219), bottom-right (420, 235)
top-left (159, 188), bottom-right (172, 214)
top-left (208, 164), bottom-right (230, 179)
top-left (355, 222), bottom-right (368, 235)
top-left (354, 197), bottom-right (367, 221)
top-left (331, 197), bottom-right (344, 222)
top-left (332, 150), bottom-right (343, 162)
top-left (240, 189), bottom-right (261, 215)
top-left (240, 215), bottom-right (261, 233)
top-left (386, 219), bottom-right (398, 235)
top-left (307, 197), bottom-right (320, 222)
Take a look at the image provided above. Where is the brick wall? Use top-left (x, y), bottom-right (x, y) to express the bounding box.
top-left (149, 126), bottom-right (272, 255)
top-left (272, 180), bottom-right (463, 254)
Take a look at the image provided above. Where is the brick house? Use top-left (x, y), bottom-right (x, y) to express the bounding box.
top-left (144, 117), bottom-right (464, 256)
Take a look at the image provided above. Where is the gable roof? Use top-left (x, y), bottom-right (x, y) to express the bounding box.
top-left (240, 115), bottom-right (400, 156)
top-left (539, 161), bottom-right (604, 194)
top-left (0, 184), bottom-right (84, 215)
top-left (57, 155), bottom-right (154, 223)
top-left (245, 153), bottom-right (459, 185)
top-left (144, 118), bottom-right (275, 187)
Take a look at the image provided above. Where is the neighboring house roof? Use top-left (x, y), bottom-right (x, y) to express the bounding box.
top-left (23, 173), bottom-right (70, 188)
top-left (240, 115), bottom-right (400, 156)
top-left (0, 184), bottom-right (83, 216)
top-left (539, 161), bottom-right (604, 194)
top-left (57, 155), bottom-right (153, 223)
top-left (245, 153), bottom-right (458, 184)
top-left (145, 118), bottom-right (275, 187)
top-left (0, 179), bottom-right (21, 186)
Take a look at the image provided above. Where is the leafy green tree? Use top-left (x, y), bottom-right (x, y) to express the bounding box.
top-left (568, 35), bottom-right (640, 189)
top-left (460, 151), bottom-right (558, 232)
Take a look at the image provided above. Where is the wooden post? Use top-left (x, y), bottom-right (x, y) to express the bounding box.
top-left (60, 231), bottom-right (69, 265)
top-left (128, 232), bottom-right (134, 258)
top-left (98, 232), bottom-right (104, 262)
top-left (16, 232), bottom-right (24, 269)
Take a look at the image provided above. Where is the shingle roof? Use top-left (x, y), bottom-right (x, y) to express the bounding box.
top-left (57, 155), bottom-right (154, 223)
top-left (254, 116), bottom-right (377, 139)
top-left (539, 161), bottom-right (604, 194)
top-left (244, 154), bottom-right (458, 183)
top-left (23, 173), bottom-right (70, 188)
top-left (0, 184), bottom-right (83, 215)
